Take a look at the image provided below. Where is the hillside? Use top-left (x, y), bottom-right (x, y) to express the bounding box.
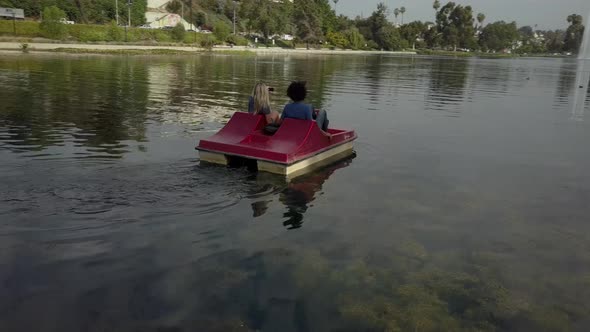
top-left (0, 0), bottom-right (232, 28)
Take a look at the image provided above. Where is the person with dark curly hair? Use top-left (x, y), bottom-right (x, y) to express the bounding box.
top-left (280, 81), bottom-right (330, 137)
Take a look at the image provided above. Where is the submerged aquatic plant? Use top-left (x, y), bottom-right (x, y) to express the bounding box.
top-left (158, 241), bottom-right (587, 331)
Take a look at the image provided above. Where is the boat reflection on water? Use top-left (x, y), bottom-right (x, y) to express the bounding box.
top-left (251, 153), bottom-right (356, 229)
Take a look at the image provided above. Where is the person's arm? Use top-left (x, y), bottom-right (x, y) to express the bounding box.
top-left (248, 96), bottom-right (254, 114)
top-left (305, 107), bottom-right (313, 120)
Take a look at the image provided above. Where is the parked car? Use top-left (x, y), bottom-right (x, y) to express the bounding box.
top-left (161, 26), bottom-right (174, 30)
top-left (59, 18), bottom-right (75, 24)
top-left (139, 24), bottom-right (153, 29)
top-left (200, 29), bottom-right (212, 34)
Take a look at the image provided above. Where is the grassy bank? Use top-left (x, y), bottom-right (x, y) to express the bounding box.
top-left (50, 47), bottom-right (197, 55)
top-left (0, 20), bottom-right (221, 45)
top-left (46, 47), bottom-right (255, 56)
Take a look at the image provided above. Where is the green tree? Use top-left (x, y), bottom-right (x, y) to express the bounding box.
top-left (453, 5), bottom-right (477, 50)
top-left (377, 24), bottom-right (403, 50)
top-left (335, 14), bottom-right (354, 31)
top-left (251, 0), bottom-right (279, 38)
top-left (40, 5), bottom-right (67, 39)
top-left (21, 0), bottom-right (147, 25)
top-left (195, 11), bottom-right (207, 28)
top-left (222, 0), bottom-right (237, 21)
top-left (240, 0), bottom-right (292, 38)
top-left (433, 0), bottom-right (441, 13)
top-left (518, 26), bottom-right (534, 39)
top-left (368, 3), bottom-right (389, 45)
top-left (424, 22), bottom-right (441, 48)
top-left (516, 26), bottom-right (537, 54)
top-left (128, 0), bottom-right (147, 26)
top-left (544, 29), bottom-right (566, 53)
top-left (477, 13), bottom-right (485, 29)
top-left (166, 0), bottom-right (182, 14)
top-left (171, 22), bottom-right (186, 42)
top-left (213, 20), bottom-right (231, 43)
top-left (354, 15), bottom-right (372, 42)
top-left (317, 0), bottom-right (337, 34)
top-left (564, 14), bottom-right (584, 53)
top-left (277, 1), bottom-right (295, 36)
top-left (343, 27), bottom-right (366, 49)
top-left (293, 0), bottom-right (324, 46)
top-left (479, 21), bottom-right (519, 52)
top-left (401, 21), bottom-right (428, 49)
top-left (326, 31), bottom-right (347, 48)
top-left (436, 2), bottom-right (476, 50)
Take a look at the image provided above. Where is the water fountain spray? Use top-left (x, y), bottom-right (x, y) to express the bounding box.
top-left (571, 10), bottom-right (590, 120)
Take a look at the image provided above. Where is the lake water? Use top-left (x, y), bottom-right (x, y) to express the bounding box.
top-left (1, 53), bottom-right (590, 332)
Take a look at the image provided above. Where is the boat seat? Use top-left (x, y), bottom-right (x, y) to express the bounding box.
top-left (263, 124), bottom-right (280, 135)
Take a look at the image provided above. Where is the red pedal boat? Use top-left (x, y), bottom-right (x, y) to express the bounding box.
top-left (196, 112), bottom-right (357, 177)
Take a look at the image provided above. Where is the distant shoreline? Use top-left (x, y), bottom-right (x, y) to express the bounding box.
top-left (0, 42), bottom-right (417, 56)
top-left (0, 42), bottom-right (571, 59)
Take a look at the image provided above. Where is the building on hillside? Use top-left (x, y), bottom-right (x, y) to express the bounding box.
top-left (533, 32), bottom-right (545, 43)
top-left (0, 7), bottom-right (24, 20)
top-left (145, 0), bottom-right (195, 30)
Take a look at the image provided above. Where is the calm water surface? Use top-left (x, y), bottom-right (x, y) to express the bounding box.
top-left (1, 53), bottom-right (590, 331)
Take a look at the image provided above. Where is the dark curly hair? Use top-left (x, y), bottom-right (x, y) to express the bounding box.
top-left (286, 81), bottom-right (307, 102)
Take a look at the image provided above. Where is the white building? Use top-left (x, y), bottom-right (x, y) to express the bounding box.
top-left (145, 0), bottom-right (195, 30)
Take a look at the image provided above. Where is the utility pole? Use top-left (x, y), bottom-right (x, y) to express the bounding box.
top-left (181, 1), bottom-right (184, 21)
top-left (127, 0), bottom-right (132, 27)
top-left (191, 0), bottom-right (196, 43)
top-left (233, 1), bottom-right (236, 35)
top-left (115, 0), bottom-right (119, 25)
top-left (13, 12), bottom-right (16, 36)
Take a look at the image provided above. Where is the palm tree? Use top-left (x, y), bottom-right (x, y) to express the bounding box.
top-left (567, 14), bottom-right (583, 25)
top-left (400, 6), bottom-right (406, 25)
top-left (433, 0), bottom-right (440, 13)
top-left (477, 13), bottom-right (485, 29)
top-left (393, 8), bottom-right (400, 25)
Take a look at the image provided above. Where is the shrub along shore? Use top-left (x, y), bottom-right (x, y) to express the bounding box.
top-left (0, 21), bottom-right (571, 58)
top-left (0, 20), bottom-right (227, 46)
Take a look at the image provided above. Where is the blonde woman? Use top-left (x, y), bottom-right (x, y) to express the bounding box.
top-left (248, 83), bottom-right (280, 124)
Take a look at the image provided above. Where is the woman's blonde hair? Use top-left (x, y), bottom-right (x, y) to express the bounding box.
top-left (252, 83), bottom-right (271, 115)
